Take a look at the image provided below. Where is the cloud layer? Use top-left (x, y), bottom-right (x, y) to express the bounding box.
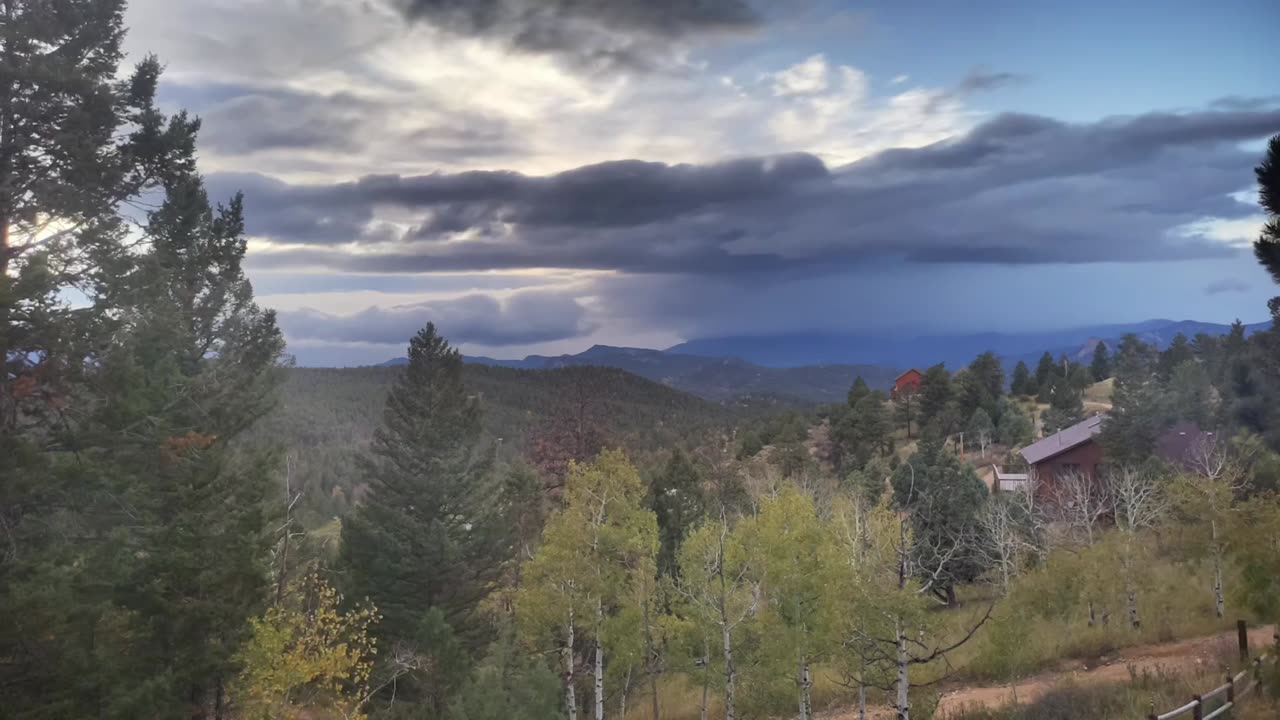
top-left (230, 105), bottom-right (1278, 277)
top-left (277, 289), bottom-right (596, 347)
top-left (391, 0), bottom-right (760, 71)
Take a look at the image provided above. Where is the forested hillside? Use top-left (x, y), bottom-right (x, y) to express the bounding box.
top-left (391, 344), bottom-right (900, 403)
top-left (265, 364), bottom-right (754, 524)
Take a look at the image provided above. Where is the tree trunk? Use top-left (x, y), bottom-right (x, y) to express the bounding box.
top-left (213, 676), bottom-right (224, 720)
top-left (1211, 519), bottom-right (1225, 619)
top-left (644, 594), bottom-right (659, 720)
top-left (619, 666), bottom-right (631, 719)
top-left (700, 638), bottom-right (710, 720)
top-left (595, 598), bottom-right (605, 720)
top-left (895, 619), bottom-right (911, 720)
top-left (722, 618), bottom-right (736, 720)
top-left (565, 610), bottom-right (577, 720)
top-left (1123, 550), bottom-right (1140, 630)
top-left (797, 655), bottom-right (813, 720)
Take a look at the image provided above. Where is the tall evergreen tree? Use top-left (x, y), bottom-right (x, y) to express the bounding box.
top-left (1090, 342), bottom-right (1111, 381)
top-left (1010, 360), bottom-right (1032, 396)
top-left (847, 376), bottom-right (871, 407)
top-left (1158, 333), bottom-right (1194, 380)
top-left (1034, 351), bottom-right (1056, 390)
top-left (340, 324), bottom-right (511, 703)
top-left (0, 5), bottom-right (247, 714)
top-left (652, 448), bottom-right (705, 578)
top-left (890, 438), bottom-right (989, 605)
top-left (1254, 134), bottom-right (1280, 293)
top-left (918, 364), bottom-right (953, 427)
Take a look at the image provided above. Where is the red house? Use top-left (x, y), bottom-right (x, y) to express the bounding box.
top-left (891, 368), bottom-right (924, 398)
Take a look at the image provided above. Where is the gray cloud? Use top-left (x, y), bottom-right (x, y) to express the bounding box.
top-left (164, 82), bottom-right (520, 160)
top-left (1205, 277), bottom-right (1252, 295)
top-left (389, 0), bottom-right (761, 71)
top-left (955, 67), bottom-right (1027, 95)
top-left (277, 289), bottom-right (596, 346)
top-left (227, 104), bottom-right (1280, 275)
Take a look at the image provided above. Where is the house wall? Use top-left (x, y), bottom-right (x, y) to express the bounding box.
top-left (1031, 439), bottom-right (1105, 487)
top-left (893, 370), bottom-right (924, 397)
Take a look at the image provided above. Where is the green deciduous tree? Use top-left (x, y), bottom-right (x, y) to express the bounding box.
top-left (517, 451), bottom-right (657, 720)
top-left (231, 575), bottom-right (378, 720)
top-left (745, 487), bottom-right (833, 720)
top-left (675, 516), bottom-right (758, 720)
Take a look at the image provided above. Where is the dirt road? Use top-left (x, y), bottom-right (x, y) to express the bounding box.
top-left (822, 625), bottom-right (1276, 720)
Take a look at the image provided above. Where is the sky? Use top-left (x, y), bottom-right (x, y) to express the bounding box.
top-left (121, 0), bottom-right (1280, 366)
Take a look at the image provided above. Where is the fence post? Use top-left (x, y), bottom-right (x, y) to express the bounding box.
top-left (1238, 620), bottom-right (1249, 661)
top-left (1226, 674), bottom-right (1234, 704)
top-left (1147, 700), bottom-right (1157, 720)
top-left (1192, 694), bottom-right (1203, 720)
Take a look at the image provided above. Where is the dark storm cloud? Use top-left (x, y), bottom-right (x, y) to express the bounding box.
top-left (277, 289), bottom-right (596, 346)
top-left (389, 0), bottom-right (760, 71)
top-left (230, 104), bottom-right (1280, 275)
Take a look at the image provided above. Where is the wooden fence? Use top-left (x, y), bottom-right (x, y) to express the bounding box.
top-left (1147, 622), bottom-right (1276, 720)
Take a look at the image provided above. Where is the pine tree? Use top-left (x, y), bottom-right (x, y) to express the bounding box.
top-left (1090, 342), bottom-right (1112, 381)
top-left (847, 376), bottom-right (871, 407)
top-left (890, 439), bottom-right (989, 605)
top-left (340, 324), bottom-right (511, 708)
top-left (1010, 360), bottom-right (1032, 396)
top-left (1254, 134), bottom-right (1280, 291)
top-left (1158, 333), bottom-right (1194, 380)
top-left (652, 448), bottom-right (705, 577)
top-left (1034, 352), bottom-right (1056, 391)
top-left (1, 7), bottom-right (198, 710)
top-left (918, 364), bottom-right (953, 427)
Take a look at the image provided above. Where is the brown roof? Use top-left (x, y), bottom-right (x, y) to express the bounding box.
top-left (895, 368), bottom-right (923, 382)
top-left (1020, 414), bottom-right (1106, 465)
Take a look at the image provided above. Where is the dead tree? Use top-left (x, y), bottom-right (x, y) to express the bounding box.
top-left (1183, 433), bottom-right (1246, 618)
top-left (1104, 465), bottom-right (1168, 630)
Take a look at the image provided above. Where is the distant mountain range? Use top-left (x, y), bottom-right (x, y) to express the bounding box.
top-left (667, 319), bottom-right (1271, 370)
top-left (375, 319), bottom-right (1270, 404)
top-left (379, 345), bottom-right (897, 404)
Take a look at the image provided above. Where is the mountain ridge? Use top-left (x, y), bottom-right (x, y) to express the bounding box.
top-left (372, 319), bottom-right (1270, 403)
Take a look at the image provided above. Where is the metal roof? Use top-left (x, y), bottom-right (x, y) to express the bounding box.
top-left (1020, 414), bottom-right (1107, 465)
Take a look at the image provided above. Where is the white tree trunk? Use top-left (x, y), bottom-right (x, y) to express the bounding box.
top-left (700, 638), bottom-right (709, 720)
top-left (594, 638), bottom-right (604, 720)
top-left (895, 619), bottom-right (910, 720)
top-left (1211, 519), bottom-right (1226, 619)
top-left (566, 610), bottom-right (577, 720)
top-left (798, 656), bottom-right (813, 720)
top-left (722, 620), bottom-right (736, 720)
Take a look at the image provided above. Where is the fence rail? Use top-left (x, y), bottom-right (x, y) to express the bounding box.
top-left (1148, 621), bottom-right (1275, 720)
